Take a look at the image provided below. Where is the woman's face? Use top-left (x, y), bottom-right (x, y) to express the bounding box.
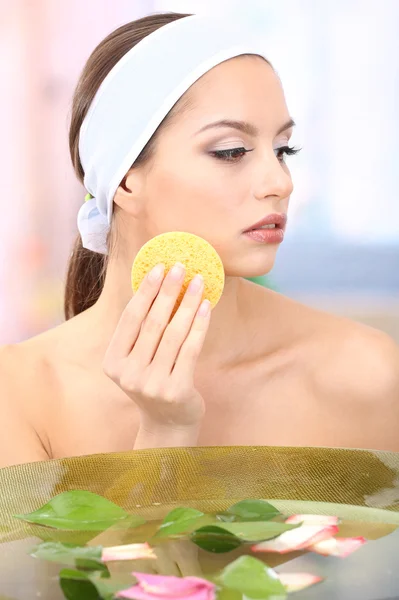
top-left (129, 55), bottom-right (295, 278)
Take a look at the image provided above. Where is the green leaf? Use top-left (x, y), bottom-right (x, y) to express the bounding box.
top-left (59, 569), bottom-right (127, 600)
top-left (14, 491), bottom-right (144, 531)
top-left (191, 520), bottom-right (297, 553)
top-left (191, 525), bottom-right (242, 553)
top-left (31, 541), bottom-right (110, 575)
top-left (31, 541), bottom-right (102, 565)
top-left (203, 521), bottom-right (296, 543)
top-left (59, 569), bottom-right (101, 600)
top-left (75, 558), bottom-right (109, 576)
top-left (212, 586), bottom-right (242, 600)
top-left (94, 578), bottom-right (132, 600)
top-left (223, 500), bottom-right (281, 522)
top-left (154, 507), bottom-right (214, 538)
top-left (226, 521), bottom-right (297, 542)
top-left (218, 556), bottom-right (286, 599)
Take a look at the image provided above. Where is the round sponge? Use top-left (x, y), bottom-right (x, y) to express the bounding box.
top-left (131, 232), bottom-right (225, 315)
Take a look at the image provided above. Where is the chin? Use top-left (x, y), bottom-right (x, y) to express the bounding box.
top-left (224, 249), bottom-right (278, 279)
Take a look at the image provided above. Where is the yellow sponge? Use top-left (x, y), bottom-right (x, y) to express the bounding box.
top-left (131, 232), bottom-right (225, 315)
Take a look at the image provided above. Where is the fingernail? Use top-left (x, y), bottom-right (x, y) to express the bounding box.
top-left (198, 299), bottom-right (211, 317)
top-left (169, 262), bottom-right (185, 281)
top-left (188, 274), bottom-right (203, 294)
top-left (148, 263), bottom-right (165, 282)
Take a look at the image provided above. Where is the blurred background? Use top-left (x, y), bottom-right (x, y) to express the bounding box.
top-left (1, 0), bottom-right (398, 344)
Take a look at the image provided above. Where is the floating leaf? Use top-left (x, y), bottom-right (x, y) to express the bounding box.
top-left (210, 521), bottom-right (297, 542)
top-left (14, 491), bottom-right (144, 531)
top-left (31, 541), bottom-right (102, 566)
top-left (191, 525), bottom-right (242, 553)
top-left (59, 568), bottom-right (101, 600)
top-left (90, 576), bottom-right (130, 600)
top-left (31, 541), bottom-right (110, 576)
top-left (59, 568), bottom-right (127, 600)
top-left (191, 521), bottom-right (297, 553)
top-left (154, 507), bottom-right (214, 538)
top-left (212, 587), bottom-right (241, 600)
top-left (75, 558), bottom-right (110, 576)
top-left (223, 500), bottom-right (281, 522)
top-left (218, 556), bottom-right (286, 598)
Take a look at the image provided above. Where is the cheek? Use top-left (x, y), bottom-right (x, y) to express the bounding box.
top-left (146, 162), bottom-right (245, 228)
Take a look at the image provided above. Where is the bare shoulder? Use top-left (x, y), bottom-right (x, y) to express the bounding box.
top-left (310, 311), bottom-right (399, 402)
top-left (255, 285), bottom-right (399, 397)
top-left (0, 328), bottom-right (59, 387)
top-left (285, 296), bottom-right (399, 451)
top-left (251, 283), bottom-right (399, 450)
top-left (0, 331), bottom-right (62, 467)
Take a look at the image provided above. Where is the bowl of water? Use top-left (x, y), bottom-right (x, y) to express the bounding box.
top-left (0, 446), bottom-right (398, 600)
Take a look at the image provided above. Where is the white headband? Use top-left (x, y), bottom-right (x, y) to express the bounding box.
top-left (77, 13), bottom-right (269, 254)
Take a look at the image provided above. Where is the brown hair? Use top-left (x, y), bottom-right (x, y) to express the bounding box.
top-left (64, 12), bottom-right (192, 321)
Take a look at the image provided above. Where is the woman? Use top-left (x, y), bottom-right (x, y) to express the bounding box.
top-left (1, 12), bottom-right (398, 468)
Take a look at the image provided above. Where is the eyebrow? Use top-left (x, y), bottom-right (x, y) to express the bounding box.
top-left (196, 118), bottom-right (296, 137)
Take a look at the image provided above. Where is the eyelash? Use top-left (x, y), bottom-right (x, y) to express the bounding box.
top-left (210, 145), bottom-right (301, 163)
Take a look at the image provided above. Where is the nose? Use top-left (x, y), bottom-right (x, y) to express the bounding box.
top-left (253, 152), bottom-right (293, 202)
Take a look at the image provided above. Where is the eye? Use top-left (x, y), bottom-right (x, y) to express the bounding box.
top-left (275, 145), bottom-right (301, 163)
top-left (209, 147), bottom-right (254, 162)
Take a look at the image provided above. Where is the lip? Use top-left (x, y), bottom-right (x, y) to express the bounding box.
top-left (244, 213), bottom-right (288, 232)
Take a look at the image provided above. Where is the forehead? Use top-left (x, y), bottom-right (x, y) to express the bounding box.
top-left (174, 55), bottom-right (289, 131)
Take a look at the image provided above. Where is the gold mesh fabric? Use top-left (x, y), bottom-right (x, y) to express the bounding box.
top-left (1, 446), bottom-right (399, 536)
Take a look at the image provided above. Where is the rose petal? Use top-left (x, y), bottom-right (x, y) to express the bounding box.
top-left (102, 542), bottom-right (157, 562)
top-left (285, 514), bottom-right (339, 526)
top-left (279, 572), bottom-right (323, 592)
top-left (134, 574), bottom-right (214, 593)
top-left (117, 574), bottom-right (215, 600)
top-left (252, 525), bottom-right (338, 554)
top-left (309, 536), bottom-right (366, 558)
top-left (117, 586), bottom-right (213, 600)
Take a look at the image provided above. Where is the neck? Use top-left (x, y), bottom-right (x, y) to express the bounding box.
top-left (85, 250), bottom-right (252, 369)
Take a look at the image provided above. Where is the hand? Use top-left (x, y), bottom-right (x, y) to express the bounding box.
top-left (102, 262), bottom-right (211, 447)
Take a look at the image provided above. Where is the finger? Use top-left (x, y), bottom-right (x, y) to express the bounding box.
top-left (149, 274), bottom-right (205, 377)
top-left (171, 298), bottom-right (211, 381)
top-left (126, 262), bottom-right (186, 368)
top-left (104, 264), bottom-right (165, 363)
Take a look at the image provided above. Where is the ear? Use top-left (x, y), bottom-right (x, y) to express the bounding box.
top-left (113, 168), bottom-right (145, 217)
